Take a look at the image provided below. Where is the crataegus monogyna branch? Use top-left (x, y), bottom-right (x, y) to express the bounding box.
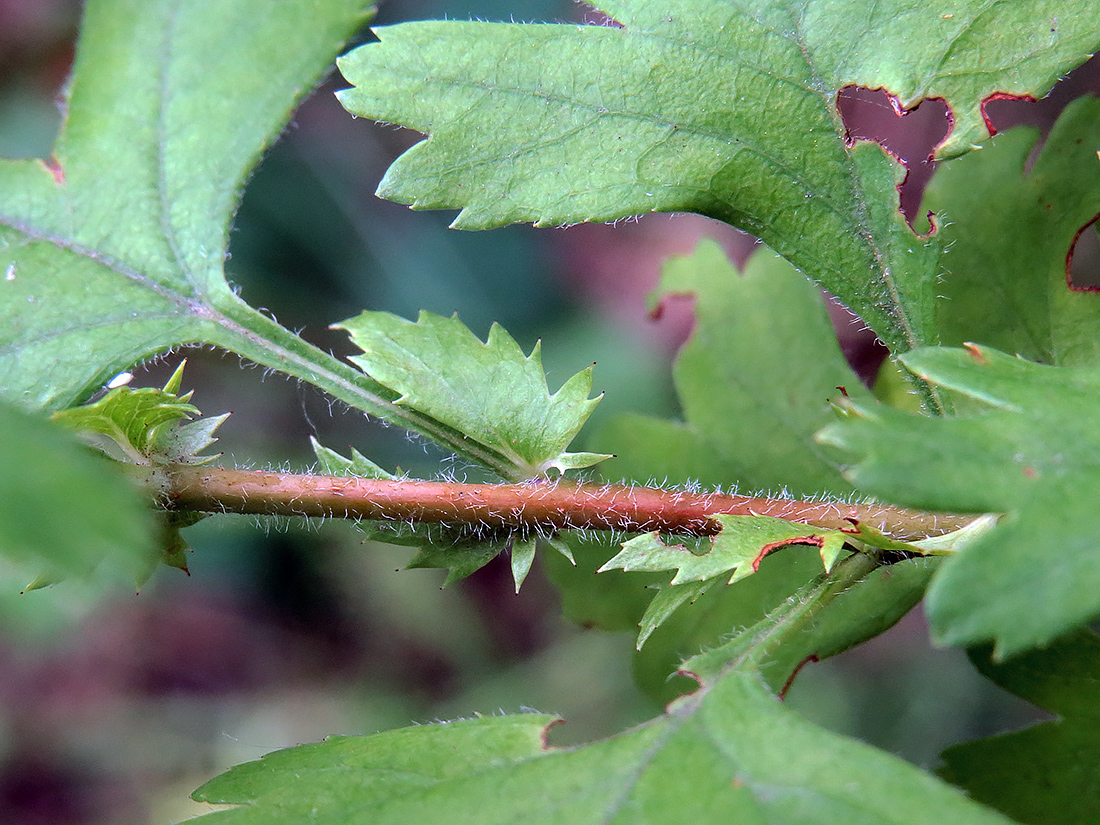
top-left (157, 465), bottom-right (968, 541)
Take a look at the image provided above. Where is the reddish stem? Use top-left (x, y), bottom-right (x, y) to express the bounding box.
top-left (161, 466), bottom-right (968, 541)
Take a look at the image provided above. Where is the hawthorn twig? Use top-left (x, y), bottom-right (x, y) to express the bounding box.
top-left (157, 465), bottom-right (969, 541)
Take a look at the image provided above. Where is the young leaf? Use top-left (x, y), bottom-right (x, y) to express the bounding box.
top-left (0, 404), bottom-right (158, 584)
top-left (336, 310), bottom-right (610, 478)
top-left (337, 1), bottom-right (1100, 352)
top-left (819, 344), bottom-right (1100, 657)
top-left (52, 380), bottom-right (199, 465)
top-left (311, 435), bottom-right (396, 480)
top-left (600, 516), bottom-right (848, 587)
top-left (939, 630), bottom-right (1100, 825)
top-left (51, 361), bottom-right (227, 465)
top-left (925, 96), bottom-right (1100, 367)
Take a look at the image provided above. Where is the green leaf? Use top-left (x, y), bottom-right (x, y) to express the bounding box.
top-left (51, 361), bottom-right (228, 465)
top-left (600, 511), bottom-right (935, 647)
top-left (0, 1), bottom-right (517, 473)
top-left (603, 241), bottom-right (869, 497)
top-left (683, 556), bottom-right (938, 690)
top-left (336, 1), bottom-right (1099, 352)
top-left (397, 529), bottom-right (559, 592)
top-left (547, 530), bottom-right (828, 703)
top-left (52, 382), bottom-right (198, 465)
top-left (925, 96), bottom-right (1100, 366)
top-left (509, 537), bottom-right (538, 592)
top-left (190, 655), bottom-right (1009, 824)
top-left (550, 241), bottom-right (875, 689)
top-left (404, 535), bottom-right (510, 587)
top-left (191, 556), bottom-right (963, 823)
top-left (601, 516), bottom-right (848, 586)
top-left (158, 413), bottom-right (230, 466)
top-left (0, 0), bottom-right (372, 404)
top-left (336, 310), bottom-right (610, 478)
top-left (311, 435), bottom-right (396, 480)
top-left (0, 403), bottom-right (157, 583)
top-left (634, 579), bottom-right (713, 650)
top-left (939, 630), bottom-right (1100, 825)
top-left (191, 713), bottom-right (559, 820)
top-left (819, 344), bottom-right (1100, 657)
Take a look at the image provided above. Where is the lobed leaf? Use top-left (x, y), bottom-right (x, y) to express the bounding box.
top-left (549, 240), bottom-right (880, 688)
top-left (939, 630), bottom-right (1100, 825)
top-left (820, 344), bottom-right (1100, 657)
top-left (336, 310), bottom-right (610, 478)
top-left (601, 511), bottom-right (935, 648)
top-left (604, 240), bottom-right (870, 496)
top-left (51, 361), bottom-right (228, 465)
top-left (190, 635), bottom-right (1009, 824)
top-left (601, 516), bottom-right (847, 586)
top-left (338, 0), bottom-right (1100, 353)
top-left (52, 382), bottom-right (198, 465)
top-left (925, 96), bottom-right (1100, 367)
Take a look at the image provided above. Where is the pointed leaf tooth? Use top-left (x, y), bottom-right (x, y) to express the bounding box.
top-left (310, 436), bottom-right (396, 480)
top-left (636, 580), bottom-right (712, 650)
top-left (161, 360), bottom-right (188, 395)
top-left (157, 412), bottom-right (230, 465)
top-left (540, 536), bottom-right (575, 566)
top-left (510, 537), bottom-right (537, 593)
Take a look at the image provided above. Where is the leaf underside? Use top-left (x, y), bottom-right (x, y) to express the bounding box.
top-left (0, 0), bottom-right (372, 413)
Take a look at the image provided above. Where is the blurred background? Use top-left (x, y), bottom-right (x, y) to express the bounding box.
top-left (1, 1), bottom-right (1099, 822)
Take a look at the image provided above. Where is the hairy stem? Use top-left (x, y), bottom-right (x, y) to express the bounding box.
top-left (155, 465), bottom-right (969, 541)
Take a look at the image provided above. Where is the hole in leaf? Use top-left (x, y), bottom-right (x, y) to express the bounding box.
top-left (1068, 217), bottom-right (1100, 292)
top-left (836, 87), bottom-right (950, 222)
top-left (980, 92), bottom-right (1040, 135)
top-left (982, 55), bottom-right (1100, 136)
